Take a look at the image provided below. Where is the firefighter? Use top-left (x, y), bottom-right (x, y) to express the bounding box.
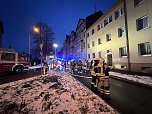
top-left (43, 61), bottom-right (48, 75)
top-left (102, 63), bottom-right (110, 100)
top-left (90, 59), bottom-right (99, 92)
top-left (91, 58), bottom-right (105, 92)
top-left (70, 60), bottom-right (76, 75)
top-left (77, 60), bottom-right (83, 75)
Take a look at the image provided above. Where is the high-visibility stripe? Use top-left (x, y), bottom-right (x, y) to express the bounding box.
top-left (91, 82), bottom-right (94, 84)
top-left (104, 90), bottom-right (110, 92)
top-left (105, 93), bottom-right (110, 95)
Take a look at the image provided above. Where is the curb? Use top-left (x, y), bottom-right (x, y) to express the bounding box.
top-left (110, 75), bottom-right (152, 89)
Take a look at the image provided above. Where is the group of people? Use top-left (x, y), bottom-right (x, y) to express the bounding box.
top-left (69, 58), bottom-right (111, 100)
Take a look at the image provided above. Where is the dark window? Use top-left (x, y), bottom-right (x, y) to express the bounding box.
top-left (97, 25), bottom-right (100, 31)
top-left (104, 19), bottom-right (108, 27)
top-left (88, 43), bottom-right (90, 48)
top-left (88, 54), bottom-right (90, 59)
top-left (92, 29), bottom-right (95, 35)
top-left (134, 0), bottom-right (145, 7)
top-left (98, 38), bottom-right (102, 45)
top-left (98, 51), bottom-right (102, 58)
top-left (87, 33), bottom-right (89, 37)
top-left (137, 16), bottom-right (148, 31)
top-left (1, 53), bottom-right (15, 61)
top-left (106, 34), bottom-right (111, 42)
top-left (120, 47), bottom-right (127, 57)
top-left (138, 42), bottom-right (151, 55)
top-left (118, 26), bottom-right (125, 37)
top-left (92, 53), bottom-right (95, 58)
top-left (109, 15), bottom-right (112, 23)
top-left (92, 41), bottom-right (95, 47)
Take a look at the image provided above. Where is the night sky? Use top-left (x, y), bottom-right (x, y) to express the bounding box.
top-left (0, 0), bottom-right (117, 53)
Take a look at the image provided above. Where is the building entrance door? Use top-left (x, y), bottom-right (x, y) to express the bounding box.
top-left (107, 54), bottom-right (112, 66)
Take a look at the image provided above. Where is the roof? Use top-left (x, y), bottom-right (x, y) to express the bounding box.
top-left (85, 10), bottom-right (103, 30)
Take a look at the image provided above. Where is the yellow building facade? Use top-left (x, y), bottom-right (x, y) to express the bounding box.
top-left (87, 0), bottom-right (152, 73)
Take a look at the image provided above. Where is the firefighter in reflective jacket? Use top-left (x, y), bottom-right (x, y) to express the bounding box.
top-left (77, 60), bottom-right (83, 75)
top-left (101, 63), bottom-right (110, 99)
top-left (70, 60), bottom-right (76, 75)
top-left (91, 58), bottom-right (104, 92)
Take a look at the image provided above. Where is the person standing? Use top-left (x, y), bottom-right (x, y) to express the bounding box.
top-left (77, 60), bottom-right (83, 75)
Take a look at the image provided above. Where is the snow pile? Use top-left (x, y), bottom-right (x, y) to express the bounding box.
top-left (110, 72), bottom-right (152, 87)
top-left (0, 70), bottom-right (118, 114)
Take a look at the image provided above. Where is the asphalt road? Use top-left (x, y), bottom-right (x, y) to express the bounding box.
top-left (0, 70), bottom-right (41, 85)
top-left (73, 73), bottom-right (152, 114)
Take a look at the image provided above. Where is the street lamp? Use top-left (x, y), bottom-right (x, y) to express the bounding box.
top-left (53, 43), bottom-right (58, 58)
top-left (28, 27), bottom-right (40, 56)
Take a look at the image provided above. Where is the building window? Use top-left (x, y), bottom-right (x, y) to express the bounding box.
top-left (136, 16), bottom-right (148, 31)
top-left (97, 25), bottom-right (100, 31)
top-left (92, 29), bottom-right (95, 35)
top-left (115, 7), bottom-right (124, 20)
top-left (134, 0), bottom-right (145, 7)
top-left (138, 42), bottom-right (151, 56)
top-left (92, 41), bottom-right (95, 47)
top-left (88, 54), bottom-right (90, 59)
top-left (120, 47), bottom-right (127, 57)
top-left (98, 38), bottom-right (102, 45)
top-left (104, 15), bottom-right (112, 27)
top-left (106, 34), bottom-right (111, 42)
top-left (118, 26), bottom-right (125, 37)
top-left (88, 43), bottom-right (90, 48)
top-left (87, 33), bottom-right (89, 38)
top-left (92, 53), bottom-right (95, 58)
top-left (101, 23), bottom-right (103, 28)
top-left (98, 51), bottom-right (102, 58)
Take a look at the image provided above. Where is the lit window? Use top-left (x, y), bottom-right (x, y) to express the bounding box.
top-left (106, 34), bottom-right (111, 42)
top-left (92, 41), bottom-right (95, 47)
top-left (120, 47), bottom-right (127, 57)
top-left (134, 0), bottom-right (145, 7)
top-left (138, 42), bottom-right (151, 56)
top-left (118, 26), bottom-right (125, 37)
top-left (98, 51), bottom-right (102, 58)
top-left (136, 16), bottom-right (148, 31)
top-left (92, 53), bottom-right (95, 58)
top-left (98, 38), bottom-right (102, 45)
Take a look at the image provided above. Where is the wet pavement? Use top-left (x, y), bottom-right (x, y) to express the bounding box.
top-left (73, 73), bottom-right (152, 114)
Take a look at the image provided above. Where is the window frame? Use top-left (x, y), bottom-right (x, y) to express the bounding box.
top-left (138, 42), bottom-right (151, 56)
top-left (119, 47), bottom-right (127, 57)
top-left (136, 15), bottom-right (149, 31)
top-left (106, 33), bottom-right (111, 42)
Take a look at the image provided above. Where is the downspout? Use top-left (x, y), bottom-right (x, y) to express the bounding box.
top-left (124, 0), bottom-right (131, 71)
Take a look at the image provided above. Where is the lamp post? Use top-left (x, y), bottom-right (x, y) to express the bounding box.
top-left (53, 43), bottom-right (58, 59)
top-left (28, 27), bottom-right (40, 64)
top-left (39, 43), bottom-right (43, 77)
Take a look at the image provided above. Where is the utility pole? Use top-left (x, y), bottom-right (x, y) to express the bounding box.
top-left (124, 0), bottom-right (131, 71)
top-left (0, 21), bottom-right (4, 48)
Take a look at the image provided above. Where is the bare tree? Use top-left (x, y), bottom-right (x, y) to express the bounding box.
top-left (31, 22), bottom-right (55, 58)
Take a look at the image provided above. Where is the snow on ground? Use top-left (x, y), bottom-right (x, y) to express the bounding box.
top-left (0, 70), bottom-right (118, 114)
top-left (110, 71), bottom-right (152, 87)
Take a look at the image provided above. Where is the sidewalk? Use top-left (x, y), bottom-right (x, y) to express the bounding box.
top-left (110, 71), bottom-right (152, 89)
top-left (0, 70), bottom-right (118, 114)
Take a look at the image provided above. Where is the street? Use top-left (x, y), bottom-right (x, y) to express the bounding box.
top-left (73, 73), bottom-right (152, 114)
top-left (1, 70), bottom-right (152, 114)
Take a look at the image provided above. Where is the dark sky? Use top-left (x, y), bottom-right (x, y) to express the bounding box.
top-left (0, 0), bottom-right (117, 53)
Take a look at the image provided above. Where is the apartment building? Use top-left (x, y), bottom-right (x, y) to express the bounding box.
top-left (87, 0), bottom-right (152, 73)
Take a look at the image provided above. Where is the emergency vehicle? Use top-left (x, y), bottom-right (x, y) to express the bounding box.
top-left (0, 48), bottom-right (30, 73)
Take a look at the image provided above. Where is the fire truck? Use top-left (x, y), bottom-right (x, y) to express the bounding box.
top-left (0, 48), bottom-right (30, 73)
